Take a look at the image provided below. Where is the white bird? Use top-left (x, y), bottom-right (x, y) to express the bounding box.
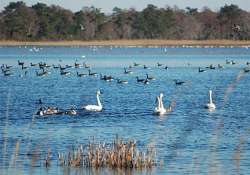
top-left (205, 90), bottom-right (216, 110)
top-left (82, 90), bottom-right (102, 112)
top-left (154, 93), bottom-right (171, 115)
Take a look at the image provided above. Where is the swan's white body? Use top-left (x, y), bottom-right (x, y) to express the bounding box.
top-left (154, 93), bottom-right (170, 115)
top-left (205, 90), bottom-right (216, 110)
top-left (83, 91), bottom-right (102, 112)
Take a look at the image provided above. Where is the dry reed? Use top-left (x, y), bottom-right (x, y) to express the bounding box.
top-left (56, 136), bottom-right (158, 170)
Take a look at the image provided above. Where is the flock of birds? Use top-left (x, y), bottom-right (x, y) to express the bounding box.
top-left (1, 59), bottom-right (250, 116)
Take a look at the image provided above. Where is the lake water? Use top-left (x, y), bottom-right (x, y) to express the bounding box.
top-left (0, 46), bottom-right (250, 175)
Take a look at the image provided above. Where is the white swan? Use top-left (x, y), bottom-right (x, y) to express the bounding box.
top-left (154, 93), bottom-right (171, 115)
top-left (205, 90), bottom-right (216, 110)
top-left (82, 90), bottom-right (102, 112)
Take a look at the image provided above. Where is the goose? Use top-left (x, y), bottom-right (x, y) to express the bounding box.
top-left (136, 76), bottom-right (145, 83)
top-left (205, 90), bottom-right (216, 110)
top-left (83, 62), bottom-right (90, 69)
top-left (164, 66), bottom-right (168, 70)
top-left (143, 78), bottom-right (150, 85)
top-left (5, 65), bottom-right (12, 69)
top-left (134, 62), bottom-right (141, 67)
top-left (143, 65), bottom-right (150, 69)
top-left (75, 62), bottom-right (81, 68)
top-left (146, 73), bottom-right (155, 80)
top-left (154, 93), bottom-right (171, 115)
top-left (36, 71), bottom-right (48, 77)
top-left (243, 67), bottom-right (250, 73)
top-left (88, 70), bottom-right (97, 76)
top-left (218, 64), bottom-right (224, 69)
top-left (246, 62), bottom-right (250, 66)
top-left (60, 71), bottom-right (70, 76)
top-left (30, 62), bottom-right (37, 67)
top-left (124, 68), bottom-right (133, 74)
top-left (174, 80), bottom-right (185, 85)
top-left (18, 60), bottom-right (24, 66)
top-left (21, 65), bottom-right (28, 70)
top-left (209, 64), bottom-right (216, 69)
top-left (82, 90), bottom-right (102, 112)
top-left (198, 67), bottom-right (206, 72)
top-left (157, 62), bottom-right (163, 67)
top-left (65, 65), bottom-right (72, 69)
top-left (60, 65), bottom-right (67, 71)
top-left (53, 64), bottom-right (60, 69)
top-left (77, 71), bottom-right (87, 77)
top-left (4, 72), bottom-right (12, 76)
top-left (117, 79), bottom-right (128, 84)
top-left (100, 74), bottom-right (113, 81)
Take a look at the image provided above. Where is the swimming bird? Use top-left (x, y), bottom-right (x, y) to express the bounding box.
top-left (117, 79), bottom-right (128, 84)
top-left (136, 76), bottom-right (145, 83)
top-left (146, 73), bottom-right (155, 80)
top-left (164, 66), bottom-right (168, 70)
top-left (218, 64), bottom-right (224, 69)
top-left (157, 62), bottom-right (163, 67)
top-left (88, 69), bottom-right (97, 76)
top-left (18, 60), bottom-right (24, 66)
top-left (134, 62), bottom-right (141, 67)
top-left (36, 71), bottom-right (48, 77)
top-left (30, 62), bottom-right (37, 67)
top-left (82, 90), bottom-right (102, 112)
top-left (75, 62), bottom-right (81, 68)
top-left (124, 68), bottom-right (133, 74)
top-left (243, 67), bottom-right (250, 73)
top-left (60, 71), bottom-right (70, 76)
top-left (174, 80), bottom-right (185, 85)
top-left (198, 67), bottom-right (206, 72)
top-left (205, 90), bottom-right (216, 110)
top-left (154, 93), bottom-right (171, 115)
top-left (143, 65), bottom-right (150, 69)
top-left (83, 62), bottom-right (90, 69)
top-left (77, 71), bottom-right (87, 77)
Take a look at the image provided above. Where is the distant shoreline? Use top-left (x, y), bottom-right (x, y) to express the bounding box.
top-left (1, 40), bottom-right (250, 46)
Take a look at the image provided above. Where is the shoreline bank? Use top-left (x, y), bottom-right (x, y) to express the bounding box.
top-left (1, 39), bottom-right (250, 46)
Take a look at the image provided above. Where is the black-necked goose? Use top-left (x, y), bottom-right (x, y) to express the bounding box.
top-left (174, 80), bottom-right (185, 85)
top-left (157, 62), bottom-right (163, 67)
top-left (146, 73), bottom-right (155, 80)
top-left (124, 68), bottom-right (133, 74)
top-left (198, 67), bottom-right (206, 72)
top-left (88, 69), bottom-right (97, 76)
top-left (77, 71), bottom-right (87, 77)
top-left (136, 76), bottom-right (145, 83)
top-left (60, 71), bottom-right (70, 76)
top-left (117, 79), bottom-right (128, 84)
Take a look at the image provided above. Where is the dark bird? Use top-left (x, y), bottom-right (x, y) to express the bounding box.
top-left (174, 80), bottom-right (185, 85)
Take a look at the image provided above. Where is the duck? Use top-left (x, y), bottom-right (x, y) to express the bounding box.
top-left (205, 90), bottom-right (216, 110)
top-left (82, 90), bottom-right (102, 112)
top-left (154, 93), bottom-right (171, 115)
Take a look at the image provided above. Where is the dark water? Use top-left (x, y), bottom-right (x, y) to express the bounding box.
top-left (0, 46), bottom-right (250, 174)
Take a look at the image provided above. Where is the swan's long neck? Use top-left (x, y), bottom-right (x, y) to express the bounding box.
top-left (209, 90), bottom-right (213, 104)
top-left (160, 95), bottom-right (164, 109)
top-left (96, 94), bottom-right (102, 107)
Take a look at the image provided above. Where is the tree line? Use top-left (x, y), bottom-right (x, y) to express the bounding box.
top-left (0, 1), bottom-right (249, 41)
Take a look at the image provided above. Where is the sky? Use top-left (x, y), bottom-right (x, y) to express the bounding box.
top-left (1, 0), bottom-right (250, 13)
